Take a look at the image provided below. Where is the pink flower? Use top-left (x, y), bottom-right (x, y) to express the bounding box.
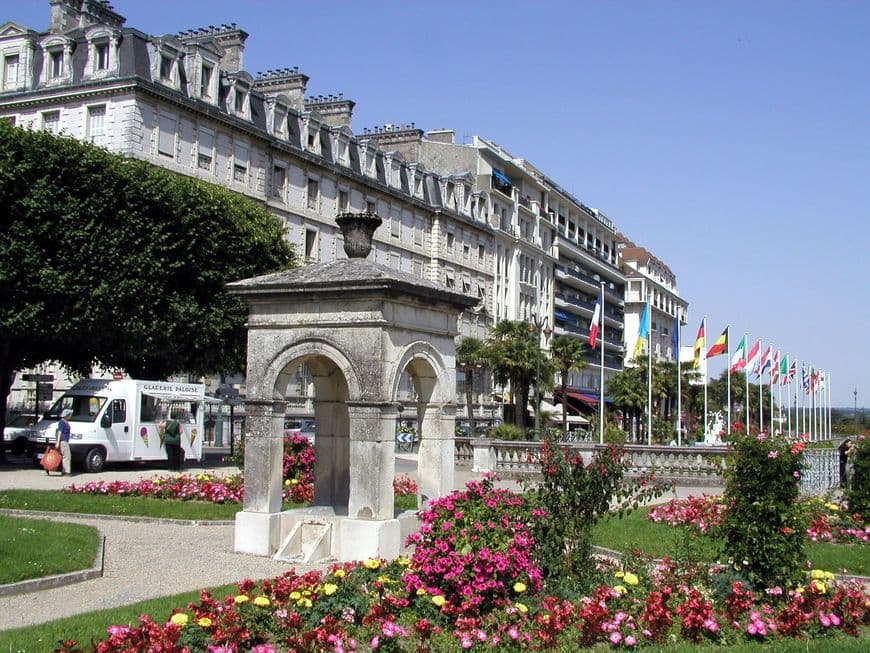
top-left (609, 631), bottom-right (623, 644)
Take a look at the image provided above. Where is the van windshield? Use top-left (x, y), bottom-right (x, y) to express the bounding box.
top-left (46, 395), bottom-right (107, 423)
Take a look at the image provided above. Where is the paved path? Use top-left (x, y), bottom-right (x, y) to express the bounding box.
top-left (0, 449), bottom-right (721, 633)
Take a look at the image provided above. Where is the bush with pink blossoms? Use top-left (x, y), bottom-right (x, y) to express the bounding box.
top-left (404, 475), bottom-right (542, 616)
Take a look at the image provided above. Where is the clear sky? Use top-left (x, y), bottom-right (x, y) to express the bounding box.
top-left (7, 1), bottom-right (868, 408)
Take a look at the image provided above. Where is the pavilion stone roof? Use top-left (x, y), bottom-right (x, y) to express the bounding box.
top-left (228, 258), bottom-right (479, 310)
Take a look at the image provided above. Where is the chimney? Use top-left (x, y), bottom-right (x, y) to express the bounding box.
top-left (50, 0), bottom-right (126, 32)
top-left (426, 129), bottom-right (455, 144)
top-left (252, 67), bottom-right (309, 112)
top-left (177, 23), bottom-right (249, 74)
top-left (303, 93), bottom-right (355, 129)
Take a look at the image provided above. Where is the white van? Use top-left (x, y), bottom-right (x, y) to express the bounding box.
top-left (28, 379), bottom-right (208, 472)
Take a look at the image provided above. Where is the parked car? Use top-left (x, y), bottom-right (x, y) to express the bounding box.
top-left (3, 414), bottom-right (37, 455)
top-left (284, 418), bottom-right (315, 442)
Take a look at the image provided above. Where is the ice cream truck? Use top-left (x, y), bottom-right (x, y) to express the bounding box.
top-left (29, 378), bottom-right (208, 473)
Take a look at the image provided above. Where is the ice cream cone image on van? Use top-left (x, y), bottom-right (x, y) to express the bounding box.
top-left (139, 426), bottom-right (149, 447)
top-left (190, 428), bottom-right (197, 446)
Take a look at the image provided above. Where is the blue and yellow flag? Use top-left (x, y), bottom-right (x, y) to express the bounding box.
top-left (634, 302), bottom-right (650, 358)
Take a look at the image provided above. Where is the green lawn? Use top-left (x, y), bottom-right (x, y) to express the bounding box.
top-left (592, 506), bottom-right (869, 575)
top-left (0, 489), bottom-right (240, 520)
top-left (0, 515), bottom-right (100, 584)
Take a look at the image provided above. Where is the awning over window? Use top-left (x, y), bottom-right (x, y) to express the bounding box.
top-left (491, 168), bottom-right (512, 186)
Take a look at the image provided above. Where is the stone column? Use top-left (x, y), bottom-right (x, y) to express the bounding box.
top-left (339, 400), bottom-right (400, 561)
top-left (235, 399), bottom-right (285, 555)
top-left (417, 403), bottom-right (457, 503)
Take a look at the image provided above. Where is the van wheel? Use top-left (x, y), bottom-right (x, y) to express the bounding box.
top-left (84, 447), bottom-right (106, 473)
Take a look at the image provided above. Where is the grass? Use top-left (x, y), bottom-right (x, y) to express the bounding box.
top-left (592, 506), bottom-right (869, 575)
top-left (0, 515), bottom-right (100, 584)
top-left (0, 583), bottom-right (238, 652)
top-left (0, 489), bottom-right (240, 521)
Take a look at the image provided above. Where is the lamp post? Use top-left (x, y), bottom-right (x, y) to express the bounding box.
top-left (529, 313), bottom-right (551, 441)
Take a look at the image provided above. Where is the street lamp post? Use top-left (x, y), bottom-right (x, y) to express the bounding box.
top-left (529, 314), bottom-right (551, 441)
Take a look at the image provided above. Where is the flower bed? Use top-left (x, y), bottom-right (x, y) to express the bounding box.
top-left (82, 555), bottom-right (868, 652)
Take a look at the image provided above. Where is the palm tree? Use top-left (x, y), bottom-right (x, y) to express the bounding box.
top-left (456, 336), bottom-right (486, 437)
top-left (484, 320), bottom-right (549, 431)
top-left (549, 335), bottom-right (587, 437)
top-left (606, 366), bottom-right (646, 440)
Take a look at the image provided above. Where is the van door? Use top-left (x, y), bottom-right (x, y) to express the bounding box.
top-left (102, 398), bottom-right (132, 460)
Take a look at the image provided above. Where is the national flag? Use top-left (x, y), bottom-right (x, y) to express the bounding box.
top-left (745, 339), bottom-right (761, 375)
top-left (801, 364), bottom-right (810, 394)
top-left (588, 286), bottom-right (602, 350)
top-left (771, 350), bottom-right (780, 384)
top-left (692, 320), bottom-right (705, 369)
top-left (756, 345), bottom-right (772, 378)
top-left (730, 334), bottom-right (747, 373)
top-left (779, 354), bottom-right (789, 386)
top-left (706, 327), bottom-right (728, 359)
top-left (818, 370), bottom-right (826, 392)
top-left (671, 315), bottom-right (680, 361)
top-left (787, 360), bottom-right (796, 384)
top-left (633, 302), bottom-right (650, 358)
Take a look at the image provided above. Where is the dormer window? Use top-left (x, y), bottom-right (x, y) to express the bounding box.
top-left (3, 54), bottom-right (20, 89)
top-left (200, 63), bottom-right (213, 98)
top-left (95, 42), bottom-right (109, 71)
top-left (234, 88), bottom-right (246, 113)
top-left (159, 55), bottom-right (173, 81)
top-left (49, 50), bottom-right (64, 78)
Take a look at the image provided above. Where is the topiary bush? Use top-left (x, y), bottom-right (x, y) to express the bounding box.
top-left (721, 429), bottom-right (808, 589)
top-left (487, 423), bottom-right (525, 440)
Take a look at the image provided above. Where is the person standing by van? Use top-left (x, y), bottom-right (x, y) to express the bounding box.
top-left (54, 408), bottom-right (73, 475)
top-left (163, 413), bottom-right (184, 472)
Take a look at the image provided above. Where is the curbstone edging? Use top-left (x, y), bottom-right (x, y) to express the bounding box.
top-left (0, 507), bottom-right (235, 526)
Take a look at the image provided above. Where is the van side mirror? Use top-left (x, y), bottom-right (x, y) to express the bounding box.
top-left (100, 413), bottom-right (112, 428)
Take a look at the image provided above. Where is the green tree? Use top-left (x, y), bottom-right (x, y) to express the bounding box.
top-left (456, 336), bottom-right (486, 437)
top-left (484, 320), bottom-right (551, 432)
top-left (606, 365), bottom-right (646, 441)
top-left (549, 335), bottom-right (587, 437)
top-left (0, 122), bottom-right (294, 458)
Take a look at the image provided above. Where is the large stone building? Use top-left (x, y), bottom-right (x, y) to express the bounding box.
top-left (0, 0), bottom-right (681, 427)
top-left (617, 235), bottom-right (688, 365)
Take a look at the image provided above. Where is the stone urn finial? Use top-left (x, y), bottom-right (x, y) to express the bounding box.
top-left (336, 211), bottom-right (382, 259)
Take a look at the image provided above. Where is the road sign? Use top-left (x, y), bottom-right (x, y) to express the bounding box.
top-left (37, 384), bottom-right (54, 401)
top-left (22, 374), bottom-right (53, 382)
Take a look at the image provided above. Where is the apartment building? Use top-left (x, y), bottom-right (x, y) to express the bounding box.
top-left (617, 235), bottom-right (689, 364)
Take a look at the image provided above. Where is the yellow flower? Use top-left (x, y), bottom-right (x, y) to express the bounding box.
top-left (515, 602), bottom-right (528, 614)
top-left (363, 558), bottom-right (381, 570)
top-left (397, 556), bottom-right (411, 567)
top-left (614, 585), bottom-right (627, 594)
top-left (196, 617), bottom-right (213, 628)
top-left (289, 591), bottom-right (301, 600)
top-left (432, 595), bottom-right (446, 607)
top-left (623, 572), bottom-right (639, 586)
top-left (297, 598), bottom-right (313, 608)
top-left (824, 502), bottom-right (839, 511)
top-left (233, 595), bottom-right (249, 604)
top-left (377, 575), bottom-right (395, 585)
top-left (811, 569), bottom-right (824, 579)
top-left (322, 583), bottom-right (338, 596)
top-left (811, 579), bottom-right (827, 594)
top-left (416, 588), bottom-right (427, 596)
top-left (253, 596), bottom-right (271, 607)
top-left (334, 569), bottom-right (347, 579)
top-left (795, 586), bottom-right (805, 594)
top-left (614, 570), bottom-right (625, 579)
top-left (290, 478), bottom-right (299, 485)
top-left (284, 479), bottom-right (292, 486)
top-left (170, 613), bottom-right (189, 626)
top-left (513, 581), bottom-right (527, 593)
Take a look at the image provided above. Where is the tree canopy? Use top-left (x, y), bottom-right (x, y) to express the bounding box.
top-left (0, 121), bottom-right (295, 440)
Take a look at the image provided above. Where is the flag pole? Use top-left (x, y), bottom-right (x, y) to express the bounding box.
top-left (726, 325), bottom-right (731, 435)
top-left (769, 354), bottom-right (774, 435)
top-left (785, 353), bottom-right (791, 437)
top-left (647, 302), bottom-right (653, 446)
top-left (703, 316), bottom-right (708, 441)
top-left (744, 333), bottom-right (750, 428)
top-left (599, 281), bottom-right (605, 445)
top-left (676, 320), bottom-right (682, 446)
top-left (759, 343), bottom-right (764, 432)
top-left (827, 373), bottom-right (832, 440)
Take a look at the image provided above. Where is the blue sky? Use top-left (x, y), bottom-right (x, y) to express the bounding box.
top-left (8, 1), bottom-right (868, 408)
